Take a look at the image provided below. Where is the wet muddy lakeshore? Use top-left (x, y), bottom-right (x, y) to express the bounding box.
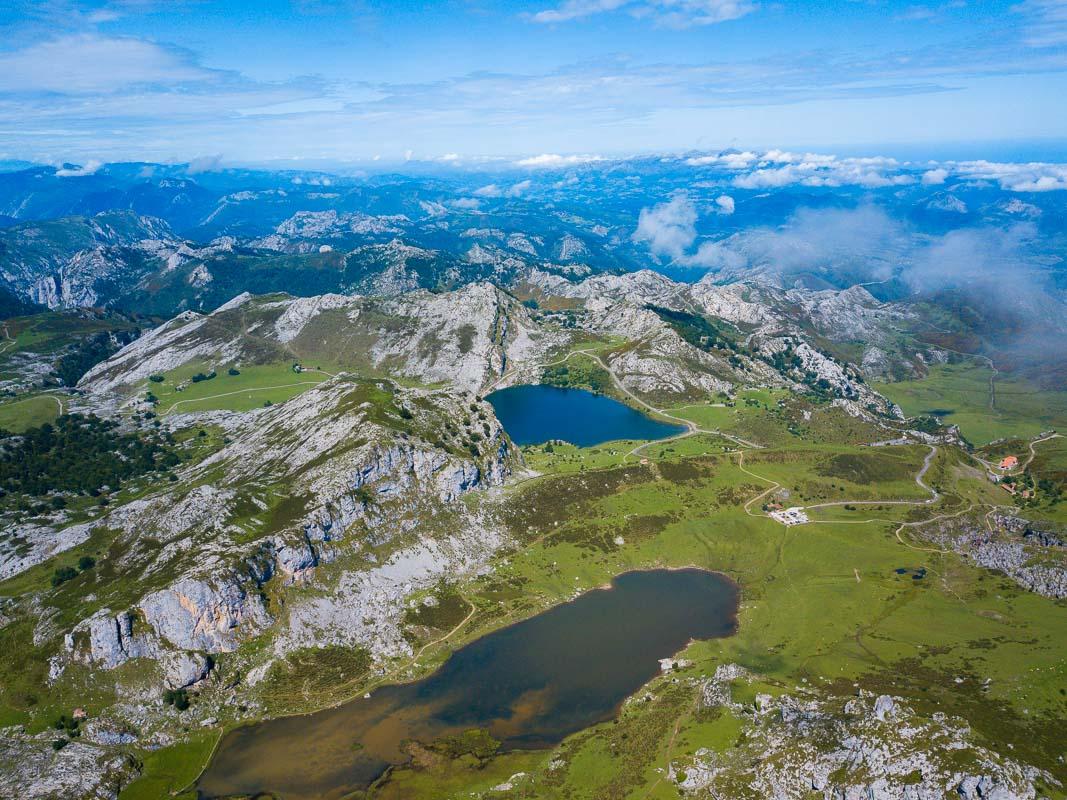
top-left (197, 568), bottom-right (739, 800)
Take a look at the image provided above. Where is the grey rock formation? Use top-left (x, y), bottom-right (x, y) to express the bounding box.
top-left (162, 650), bottom-right (213, 689)
top-left (0, 737), bottom-right (139, 800)
top-left (678, 668), bottom-right (1048, 800)
top-left (141, 577), bottom-right (271, 653)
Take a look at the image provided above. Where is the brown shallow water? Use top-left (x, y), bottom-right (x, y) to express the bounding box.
top-left (198, 568), bottom-right (739, 799)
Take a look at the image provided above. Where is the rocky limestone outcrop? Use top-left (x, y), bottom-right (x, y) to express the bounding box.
top-left (140, 577), bottom-right (272, 653)
top-left (77, 282), bottom-right (562, 398)
top-left (673, 666), bottom-right (1051, 800)
top-left (52, 377), bottom-right (516, 687)
top-left (66, 610), bottom-right (159, 670)
top-left (0, 736), bottom-right (139, 800)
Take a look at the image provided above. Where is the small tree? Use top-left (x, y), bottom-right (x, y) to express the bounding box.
top-left (163, 688), bottom-right (190, 711)
top-left (51, 566), bottom-right (77, 587)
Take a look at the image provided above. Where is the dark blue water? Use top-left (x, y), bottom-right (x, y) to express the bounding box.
top-left (199, 569), bottom-right (738, 800)
top-left (486, 384), bottom-right (684, 447)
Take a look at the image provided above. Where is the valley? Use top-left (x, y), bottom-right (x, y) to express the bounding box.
top-left (0, 160), bottom-right (1064, 800)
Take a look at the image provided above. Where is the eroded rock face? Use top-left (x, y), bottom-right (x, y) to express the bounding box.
top-left (140, 577), bottom-right (271, 653)
top-left (0, 737), bottom-right (139, 800)
top-left (279, 519), bottom-right (509, 661)
top-left (51, 376), bottom-right (517, 692)
top-left (162, 650), bottom-right (213, 689)
top-left (66, 610), bottom-right (158, 670)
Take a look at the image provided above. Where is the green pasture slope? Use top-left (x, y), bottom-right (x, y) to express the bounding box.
top-left (0, 394), bottom-right (61, 432)
top-left (144, 362), bottom-right (332, 415)
top-left (875, 361), bottom-right (1067, 445)
top-left (366, 419), bottom-right (1067, 799)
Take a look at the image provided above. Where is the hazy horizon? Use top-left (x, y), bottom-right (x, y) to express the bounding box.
top-left (2, 0), bottom-right (1066, 165)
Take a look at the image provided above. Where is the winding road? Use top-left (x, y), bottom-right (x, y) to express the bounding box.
top-left (803, 444), bottom-right (940, 511)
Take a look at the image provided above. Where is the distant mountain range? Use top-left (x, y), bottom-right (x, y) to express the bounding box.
top-left (0, 156), bottom-right (1064, 385)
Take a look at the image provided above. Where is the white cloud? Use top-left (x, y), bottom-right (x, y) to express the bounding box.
top-left (688, 239), bottom-right (746, 270)
top-left (531, 0), bottom-right (758, 27)
top-left (952, 160), bottom-right (1067, 192)
top-left (714, 194), bottom-right (735, 214)
top-left (186, 154), bottom-right (223, 174)
top-left (732, 153), bottom-right (912, 189)
top-left (475, 180), bottom-right (531, 197)
top-left (531, 0), bottom-right (628, 23)
top-left (686, 150), bottom-right (1067, 194)
top-left (1002, 199), bottom-right (1042, 216)
top-left (904, 223), bottom-right (1040, 292)
top-left (515, 153), bottom-right (603, 168)
top-left (54, 159), bottom-right (101, 177)
top-left (449, 197), bottom-right (482, 210)
top-left (0, 34), bottom-right (212, 94)
top-left (632, 192), bottom-right (743, 268)
top-left (744, 206), bottom-right (903, 280)
top-left (508, 179), bottom-right (532, 197)
top-left (686, 151), bottom-right (759, 169)
top-left (921, 167), bottom-right (948, 185)
top-left (676, 205), bottom-right (905, 282)
top-left (632, 193), bottom-right (699, 261)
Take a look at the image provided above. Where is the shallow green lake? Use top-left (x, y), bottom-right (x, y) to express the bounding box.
top-left (198, 568), bottom-right (738, 800)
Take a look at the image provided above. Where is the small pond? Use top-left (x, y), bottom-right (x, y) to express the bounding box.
top-left (485, 384), bottom-right (685, 447)
top-left (198, 568), bottom-right (738, 799)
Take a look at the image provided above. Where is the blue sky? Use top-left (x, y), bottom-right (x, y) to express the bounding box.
top-left (0, 0), bottom-right (1065, 166)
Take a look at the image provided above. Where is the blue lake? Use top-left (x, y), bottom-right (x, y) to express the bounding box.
top-left (485, 384), bottom-right (685, 447)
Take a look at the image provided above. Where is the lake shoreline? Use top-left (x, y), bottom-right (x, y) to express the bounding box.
top-left (198, 567), bottom-right (740, 799)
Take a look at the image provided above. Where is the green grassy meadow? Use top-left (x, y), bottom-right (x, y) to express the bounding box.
top-left (875, 362), bottom-right (1067, 445)
top-left (360, 424), bottom-right (1067, 798)
top-left (145, 362), bottom-right (332, 415)
top-left (0, 394), bottom-right (61, 431)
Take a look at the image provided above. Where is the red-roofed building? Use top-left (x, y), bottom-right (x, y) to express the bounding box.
top-left (999, 455), bottom-right (1019, 470)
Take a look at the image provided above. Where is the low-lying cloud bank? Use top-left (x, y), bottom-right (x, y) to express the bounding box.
top-left (636, 195), bottom-right (1059, 311)
top-left (633, 191), bottom-right (1067, 378)
top-left (684, 149), bottom-right (1067, 193)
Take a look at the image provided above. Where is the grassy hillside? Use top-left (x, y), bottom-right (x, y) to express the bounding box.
top-left (0, 394), bottom-right (61, 432)
top-left (875, 361), bottom-right (1067, 444)
top-left (143, 361), bottom-right (333, 415)
top-left (360, 417), bottom-right (1067, 798)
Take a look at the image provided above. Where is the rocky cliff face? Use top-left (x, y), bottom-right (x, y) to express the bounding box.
top-left (0, 211), bottom-right (177, 309)
top-left (35, 377), bottom-right (518, 695)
